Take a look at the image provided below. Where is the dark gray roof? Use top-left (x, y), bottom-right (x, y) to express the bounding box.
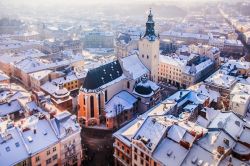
top-left (83, 60), bottom-right (123, 90)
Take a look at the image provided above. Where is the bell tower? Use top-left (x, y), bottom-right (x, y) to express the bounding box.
top-left (138, 9), bottom-right (160, 82)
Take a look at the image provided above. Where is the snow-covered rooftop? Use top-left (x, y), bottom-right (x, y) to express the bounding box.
top-left (0, 127), bottom-right (29, 166)
top-left (105, 91), bottom-right (137, 118)
top-left (120, 54), bottom-right (149, 79)
top-left (29, 70), bottom-right (52, 81)
top-left (205, 71), bottom-right (237, 89)
top-left (230, 82), bottom-right (250, 107)
top-left (208, 112), bottom-right (244, 140)
top-left (188, 83), bottom-right (220, 103)
top-left (22, 118), bottom-right (59, 154)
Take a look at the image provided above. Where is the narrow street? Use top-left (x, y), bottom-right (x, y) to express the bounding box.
top-left (81, 127), bottom-right (114, 166)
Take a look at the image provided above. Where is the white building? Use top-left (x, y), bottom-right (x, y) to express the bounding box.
top-left (230, 82), bottom-right (250, 117)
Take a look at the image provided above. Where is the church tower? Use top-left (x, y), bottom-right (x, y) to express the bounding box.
top-left (138, 9), bottom-right (160, 82)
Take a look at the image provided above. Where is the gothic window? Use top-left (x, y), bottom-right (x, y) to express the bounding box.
top-left (90, 96), bottom-right (94, 117)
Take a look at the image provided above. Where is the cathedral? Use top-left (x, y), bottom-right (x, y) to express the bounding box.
top-left (78, 10), bottom-right (161, 129)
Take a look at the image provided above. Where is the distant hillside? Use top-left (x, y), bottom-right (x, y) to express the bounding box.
top-left (102, 4), bottom-right (187, 18)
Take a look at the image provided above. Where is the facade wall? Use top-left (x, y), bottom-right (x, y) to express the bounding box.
top-left (60, 132), bottom-right (82, 166)
top-left (114, 139), bottom-right (132, 166)
top-left (138, 38), bottom-right (159, 82)
top-left (31, 143), bottom-right (60, 166)
top-left (78, 79), bottom-right (126, 126)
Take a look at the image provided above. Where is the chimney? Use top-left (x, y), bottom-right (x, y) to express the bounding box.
top-left (33, 129), bottom-right (36, 134)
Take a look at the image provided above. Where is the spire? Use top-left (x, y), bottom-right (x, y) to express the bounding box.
top-left (143, 8), bottom-right (157, 40)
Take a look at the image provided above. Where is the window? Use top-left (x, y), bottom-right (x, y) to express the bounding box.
top-left (46, 158), bottom-right (51, 164)
top-left (140, 152), bottom-right (144, 158)
top-left (36, 156), bottom-right (40, 162)
top-left (105, 90), bottom-right (108, 102)
top-left (98, 93), bottom-right (101, 115)
top-left (83, 96), bottom-right (86, 105)
top-left (52, 154), bottom-right (58, 160)
top-left (140, 159), bottom-right (144, 165)
top-left (146, 155), bottom-right (149, 161)
top-left (90, 96), bottom-right (94, 118)
top-left (127, 81), bottom-right (130, 89)
top-left (142, 54), bottom-right (144, 58)
top-left (147, 55), bottom-right (149, 59)
top-left (154, 161), bottom-right (157, 166)
top-left (53, 147), bottom-right (56, 152)
top-left (134, 147), bottom-right (137, 153)
top-left (122, 146), bottom-right (124, 150)
top-left (134, 154), bottom-right (137, 160)
top-left (47, 150), bottom-right (50, 156)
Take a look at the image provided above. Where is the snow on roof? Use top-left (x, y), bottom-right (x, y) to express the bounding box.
top-left (184, 59), bottom-right (214, 75)
top-left (51, 111), bottom-right (80, 139)
top-left (208, 112), bottom-right (244, 140)
top-left (167, 124), bottom-right (186, 143)
top-left (22, 119), bottom-right (59, 154)
top-left (152, 138), bottom-right (189, 166)
top-left (0, 100), bottom-right (22, 117)
top-left (41, 81), bottom-right (70, 99)
top-left (239, 127), bottom-right (250, 145)
top-left (188, 83), bottom-right (220, 103)
top-left (223, 59), bottom-right (250, 70)
top-left (113, 117), bottom-right (144, 147)
top-left (205, 71), bottom-right (237, 89)
top-left (148, 99), bottom-right (176, 116)
top-left (133, 116), bottom-right (172, 152)
top-left (233, 142), bottom-right (250, 157)
top-left (161, 31), bottom-right (210, 40)
top-left (168, 90), bottom-right (208, 107)
top-left (0, 49), bottom-right (45, 64)
top-left (0, 127), bottom-right (29, 166)
top-left (224, 39), bottom-right (243, 46)
top-left (133, 79), bottom-right (160, 98)
top-left (105, 91), bottom-right (137, 118)
top-left (120, 54), bottom-right (149, 79)
top-left (197, 107), bottom-right (220, 126)
top-left (230, 82), bottom-right (250, 106)
top-left (159, 54), bottom-right (186, 67)
top-left (29, 70), bottom-right (52, 81)
top-left (0, 40), bottom-right (42, 51)
top-left (197, 131), bottom-right (236, 155)
top-left (196, 116), bottom-right (210, 128)
top-left (52, 74), bottom-right (78, 85)
top-left (14, 55), bottom-right (84, 74)
top-left (181, 144), bottom-right (219, 166)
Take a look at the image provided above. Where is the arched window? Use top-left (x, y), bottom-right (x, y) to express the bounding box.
top-left (90, 96), bottom-right (94, 118)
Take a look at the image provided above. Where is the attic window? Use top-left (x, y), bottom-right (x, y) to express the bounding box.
top-left (6, 146), bottom-right (10, 152)
top-left (15, 142), bottom-right (20, 147)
